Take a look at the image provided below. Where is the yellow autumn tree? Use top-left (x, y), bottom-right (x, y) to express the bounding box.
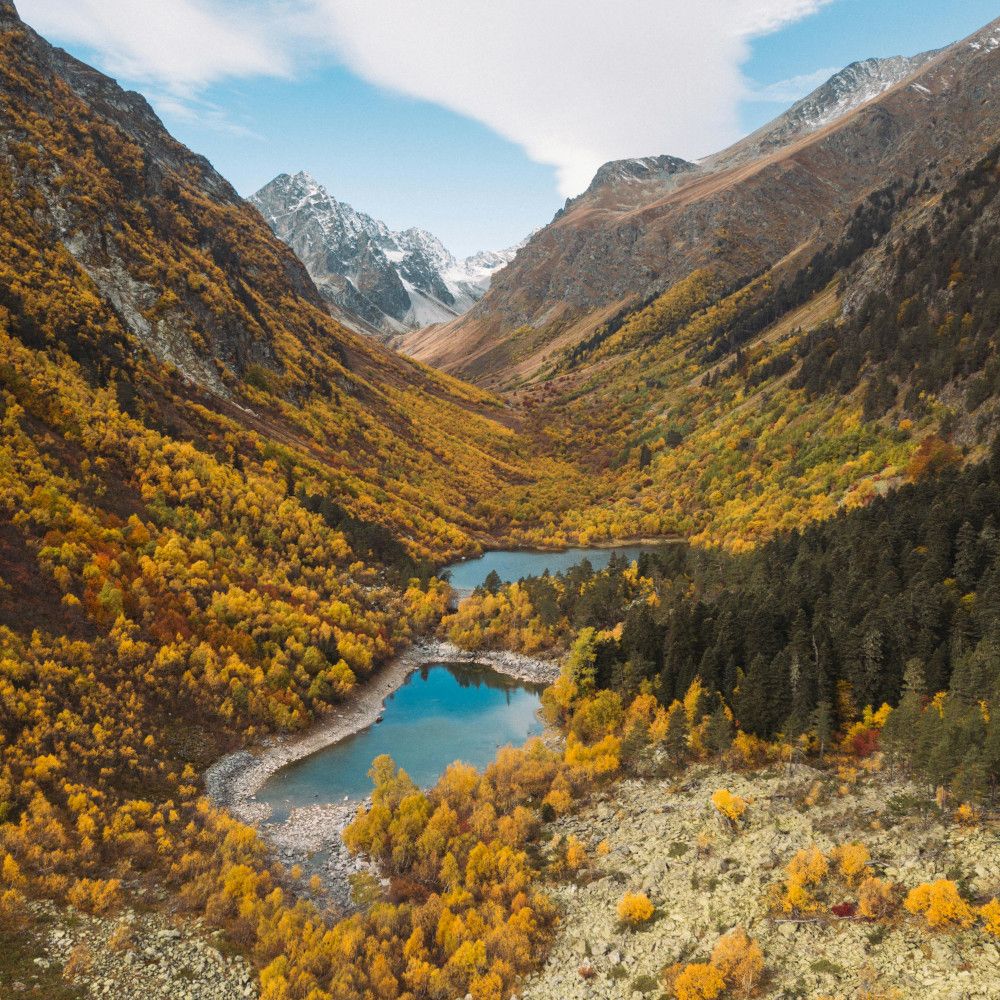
top-left (617, 892), bottom-right (655, 927)
top-left (904, 881), bottom-right (974, 929)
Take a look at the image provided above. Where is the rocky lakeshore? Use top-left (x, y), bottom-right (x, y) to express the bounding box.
top-left (204, 639), bottom-right (560, 908)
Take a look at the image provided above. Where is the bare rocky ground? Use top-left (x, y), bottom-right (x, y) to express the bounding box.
top-left (522, 763), bottom-right (1000, 1000)
top-left (7, 901), bottom-right (258, 1000)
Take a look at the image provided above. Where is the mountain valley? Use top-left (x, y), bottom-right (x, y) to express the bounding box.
top-left (2, 2), bottom-right (1000, 999)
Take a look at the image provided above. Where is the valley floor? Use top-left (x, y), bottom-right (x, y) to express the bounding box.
top-left (525, 765), bottom-right (1000, 1000)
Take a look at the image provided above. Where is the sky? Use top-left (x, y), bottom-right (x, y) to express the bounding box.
top-left (15, 0), bottom-right (1000, 257)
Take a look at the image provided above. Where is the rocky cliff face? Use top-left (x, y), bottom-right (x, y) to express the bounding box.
top-left (0, 4), bottom-right (330, 396)
top-left (402, 21), bottom-right (1000, 386)
top-left (251, 172), bottom-right (519, 337)
top-left (554, 155), bottom-right (697, 217)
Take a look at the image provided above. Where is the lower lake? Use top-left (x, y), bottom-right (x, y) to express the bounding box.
top-left (257, 662), bottom-right (545, 820)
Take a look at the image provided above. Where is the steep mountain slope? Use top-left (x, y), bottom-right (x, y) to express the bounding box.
top-left (0, 0), bottom-right (569, 794)
top-left (251, 171), bottom-right (518, 337)
top-left (496, 132), bottom-right (1000, 552)
top-left (711, 51), bottom-right (939, 170)
top-left (0, 0), bottom-right (554, 561)
top-left (403, 24), bottom-right (999, 387)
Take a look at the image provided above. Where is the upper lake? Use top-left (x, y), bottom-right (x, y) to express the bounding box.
top-left (442, 543), bottom-right (667, 592)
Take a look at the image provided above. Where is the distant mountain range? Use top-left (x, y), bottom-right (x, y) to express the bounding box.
top-left (399, 43), bottom-right (992, 384)
top-left (250, 172), bottom-right (520, 338)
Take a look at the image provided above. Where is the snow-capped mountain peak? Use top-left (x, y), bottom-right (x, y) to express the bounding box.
top-left (250, 173), bottom-right (519, 337)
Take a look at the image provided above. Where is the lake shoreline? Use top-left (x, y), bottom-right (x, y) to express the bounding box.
top-left (203, 639), bottom-right (560, 909)
top-left (449, 535), bottom-right (682, 564)
top-left (204, 639), bottom-right (560, 825)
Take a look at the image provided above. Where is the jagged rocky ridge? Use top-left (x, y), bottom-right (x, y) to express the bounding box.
top-left (402, 23), bottom-right (1000, 385)
top-left (251, 171), bottom-right (519, 337)
top-left (719, 51), bottom-right (941, 166)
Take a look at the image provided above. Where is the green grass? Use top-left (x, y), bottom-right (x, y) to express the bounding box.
top-left (0, 919), bottom-right (86, 1000)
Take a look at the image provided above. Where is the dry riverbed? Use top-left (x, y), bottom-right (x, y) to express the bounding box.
top-left (204, 639), bottom-right (560, 908)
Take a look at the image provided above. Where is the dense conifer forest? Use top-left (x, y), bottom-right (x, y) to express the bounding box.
top-left (455, 441), bottom-right (1000, 801)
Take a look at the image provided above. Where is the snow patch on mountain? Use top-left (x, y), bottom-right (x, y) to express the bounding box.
top-left (771, 53), bottom-right (940, 140)
top-left (250, 172), bottom-right (520, 336)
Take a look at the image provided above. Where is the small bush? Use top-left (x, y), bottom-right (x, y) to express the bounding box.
top-left (811, 958), bottom-right (845, 975)
top-left (710, 926), bottom-right (763, 995)
top-left (978, 898), bottom-right (1000, 937)
top-left (711, 789), bottom-right (747, 826)
top-left (829, 842), bottom-right (870, 885)
top-left (617, 891), bottom-right (655, 927)
top-left (62, 944), bottom-right (92, 982)
top-left (779, 845), bottom-right (828, 914)
top-left (631, 973), bottom-right (659, 994)
top-left (858, 876), bottom-right (895, 920)
top-left (788, 845), bottom-right (828, 886)
top-left (673, 962), bottom-right (725, 1000)
top-left (107, 922), bottom-right (135, 952)
top-left (565, 835), bottom-right (587, 871)
top-left (66, 878), bottom-right (122, 915)
top-left (904, 880), bottom-right (974, 929)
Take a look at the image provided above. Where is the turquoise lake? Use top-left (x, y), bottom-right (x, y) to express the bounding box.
top-left (258, 662), bottom-right (544, 820)
top-left (442, 543), bottom-right (666, 592)
top-left (259, 546), bottom-right (671, 819)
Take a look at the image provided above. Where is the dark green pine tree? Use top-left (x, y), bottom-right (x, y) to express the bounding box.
top-left (735, 652), bottom-right (789, 738)
top-left (810, 700), bottom-right (834, 761)
top-left (622, 602), bottom-right (662, 670)
top-left (953, 520), bottom-right (982, 594)
top-left (786, 609), bottom-right (819, 734)
top-left (611, 653), bottom-right (655, 703)
top-left (883, 657), bottom-right (927, 764)
top-left (704, 703), bottom-right (734, 756)
top-left (947, 638), bottom-right (998, 708)
top-left (664, 703), bottom-right (690, 768)
top-left (924, 720), bottom-right (964, 791)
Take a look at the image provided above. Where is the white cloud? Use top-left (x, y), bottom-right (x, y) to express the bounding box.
top-left (16, 0), bottom-right (295, 95)
top-left (749, 67), bottom-right (839, 103)
top-left (17, 0), bottom-right (831, 195)
top-left (309, 0), bottom-right (832, 196)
